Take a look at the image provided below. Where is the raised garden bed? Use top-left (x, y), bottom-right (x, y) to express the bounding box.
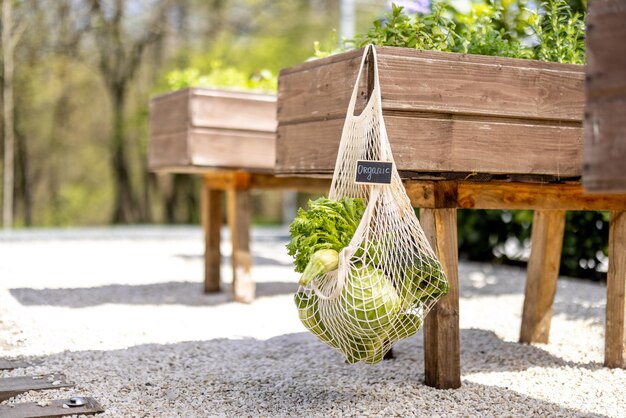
top-left (149, 87), bottom-right (276, 172)
top-left (276, 46), bottom-right (585, 180)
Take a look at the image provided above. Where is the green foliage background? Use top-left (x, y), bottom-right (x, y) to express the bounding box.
top-left (0, 0), bottom-right (604, 280)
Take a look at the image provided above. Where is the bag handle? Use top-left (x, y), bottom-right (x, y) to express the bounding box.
top-left (345, 44), bottom-right (383, 118)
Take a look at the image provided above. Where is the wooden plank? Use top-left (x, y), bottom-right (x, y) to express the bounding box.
top-left (190, 89), bottom-right (276, 132)
top-left (149, 88), bottom-right (190, 137)
top-left (227, 189), bottom-right (255, 303)
top-left (202, 184), bottom-right (223, 293)
top-left (0, 397), bottom-right (104, 418)
top-left (249, 174), bottom-right (330, 193)
top-left (203, 171), bottom-right (251, 191)
top-left (0, 359), bottom-right (30, 370)
top-left (583, 100), bottom-right (626, 192)
top-left (148, 131), bottom-right (191, 171)
top-left (405, 181), bottom-right (626, 211)
top-left (0, 374), bottom-right (73, 402)
top-left (420, 208), bottom-right (461, 389)
top-left (277, 49), bottom-right (368, 124)
top-left (583, 0), bottom-right (626, 192)
top-left (520, 210), bottom-right (566, 344)
top-left (376, 47), bottom-right (584, 122)
top-left (276, 115), bottom-right (581, 177)
top-left (584, 1), bottom-right (626, 100)
top-left (188, 129), bottom-right (275, 171)
top-left (605, 211), bottom-right (626, 368)
top-left (279, 47), bottom-right (583, 124)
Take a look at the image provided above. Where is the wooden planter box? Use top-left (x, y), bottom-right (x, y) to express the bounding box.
top-left (583, 0), bottom-right (626, 192)
top-left (276, 47), bottom-right (585, 180)
top-left (149, 88), bottom-right (277, 172)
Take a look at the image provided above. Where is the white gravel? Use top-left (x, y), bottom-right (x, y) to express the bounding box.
top-left (0, 226), bottom-right (624, 417)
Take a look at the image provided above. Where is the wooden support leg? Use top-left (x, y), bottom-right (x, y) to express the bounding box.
top-left (605, 211), bottom-right (626, 368)
top-left (421, 208), bottom-right (461, 389)
top-left (202, 184), bottom-right (223, 293)
top-left (519, 210), bottom-right (566, 344)
top-left (227, 189), bottom-right (255, 303)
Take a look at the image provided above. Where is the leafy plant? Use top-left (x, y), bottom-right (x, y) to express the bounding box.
top-left (530, 0), bottom-right (586, 64)
top-left (159, 61), bottom-right (277, 93)
top-left (349, 0), bottom-right (585, 64)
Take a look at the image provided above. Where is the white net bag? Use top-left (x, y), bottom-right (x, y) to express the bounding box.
top-left (290, 45), bottom-right (448, 364)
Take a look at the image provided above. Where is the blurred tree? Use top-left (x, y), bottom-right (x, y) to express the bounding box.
top-left (87, 0), bottom-right (173, 223)
top-left (1, 0), bottom-right (26, 228)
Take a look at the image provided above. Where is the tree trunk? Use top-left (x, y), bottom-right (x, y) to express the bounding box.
top-left (2, 0), bottom-right (15, 229)
top-left (15, 127), bottom-right (32, 226)
top-left (110, 85), bottom-right (136, 223)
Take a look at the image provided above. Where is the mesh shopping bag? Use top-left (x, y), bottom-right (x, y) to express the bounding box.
top-left (291, 45), bottom-right (449, 364)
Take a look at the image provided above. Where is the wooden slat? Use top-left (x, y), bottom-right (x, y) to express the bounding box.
top-left (190, 89), bottom-right (276, 132)
top-left (376, 47), bottom-right (584, 122)
top-left (188, 129), bottom-right (275, 171)
top-left (584, 1), bottom-right (626, 100)
top-left (0, 374), bottom-right (73, 402)
top-left (202, 185), bottom-right (223, 293)
top-left (605, 211), bottom-right (626, 368)
top-left (149, 88), bottom-right (190, 137)
top-left (203, 171), bottom-right (251, 191)
top-left (520, 210), bottom-right (566, 344)
top-left (148, 131), bottom-right (191, 171)
top-left (421, 208), bottom-right (461, 389)
top-left (405, 181), bottom-right (626, 211)
top-left (277, 49), bottom-right (368, 124)
top-left (249, 175), bottom-right (330, 193)
top-left (0, 397), bottom-right (104, 418)
top-left (583, 100), bottom-right (626, 192)
top-left (583, 0), bottom-right (626, 192)
top-left (227, 190), bottom-right (255, 303)
top-left (276, 115), bottom-right (582, 177)
top-left (0, 359), bottom-right (30, 370)
top-left (278, 47), bottom-right (584, 124)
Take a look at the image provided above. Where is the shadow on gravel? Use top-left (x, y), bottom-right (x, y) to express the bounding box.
top-left (28, 331), bottom-right (610, 417)
top-left (459, 262), bottom-right (606, 326)
top-left (175, 253), bottom-right (294, 267)
top-left (9, 281), bottom-right (298, 308)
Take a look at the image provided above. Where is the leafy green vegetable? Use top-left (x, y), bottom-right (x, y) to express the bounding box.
top-left (286, 197), bottom-right (366, 273)
top-left (294, 291), bottom-right (338, 348)
top-left (338, 264), bottom-right (400, 339)
top-left (299, 249), bottom-right (339, 286)
top-left (401, 256), bottom-right (449, 306)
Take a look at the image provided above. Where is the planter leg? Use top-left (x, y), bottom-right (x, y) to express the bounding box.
top-left (227, 189), bottom-right (255, 303)
top-left (202, 182), bottom-right (223, 293)
top-left (606, 211), bottom-right (626, 368)
top-left (421, 208), bottom-right (461, 389)
top-left (520, 210), bottom-right (566, 344)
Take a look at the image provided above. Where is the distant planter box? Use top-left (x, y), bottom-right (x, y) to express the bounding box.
top-left (149, 88), bottom-right (277, 172)
top-left (276, 47), bottom-right (585, 180)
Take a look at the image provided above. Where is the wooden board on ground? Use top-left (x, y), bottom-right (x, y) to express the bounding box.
top-left (149, 88), bottom-right (277, 172)
top-left (583, 0), bottom-right (626, 192)
top-left (0, 397), bottom-right (104, 418)
top-left (276, 46), bottom-right (584, 179)
top-left (0, 374), bottom-right (73, 402)
top-left (0, 359), bottom-right (30, 370)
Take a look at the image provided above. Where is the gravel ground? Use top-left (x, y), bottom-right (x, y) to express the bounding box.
top-left (0, 226), bottom-right (624, 417)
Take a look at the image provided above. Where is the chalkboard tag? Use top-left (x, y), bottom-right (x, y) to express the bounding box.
top-left (355, 160), bottom-right (393, 185)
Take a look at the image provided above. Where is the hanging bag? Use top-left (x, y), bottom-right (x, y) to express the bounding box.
top-left (294, 45), bottom-right (449, 364)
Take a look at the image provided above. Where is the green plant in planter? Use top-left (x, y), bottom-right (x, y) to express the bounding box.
top-left (349, 0), bottom-right (585, 64)
top-left (157, 60), bottom-right (277, 93)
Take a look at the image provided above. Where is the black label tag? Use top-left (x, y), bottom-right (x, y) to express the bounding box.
top-left (355, 160), bottom-right (393, 184)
